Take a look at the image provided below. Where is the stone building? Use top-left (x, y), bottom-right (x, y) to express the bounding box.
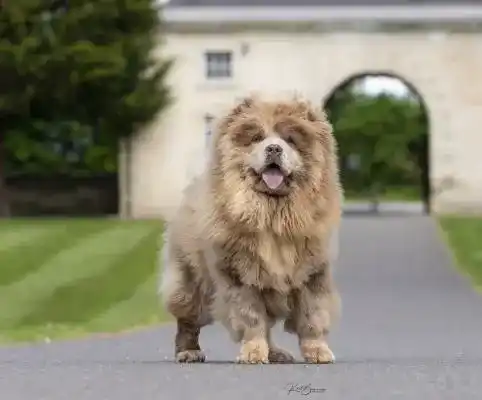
top-left (122, 0), bottom-right (482, 218)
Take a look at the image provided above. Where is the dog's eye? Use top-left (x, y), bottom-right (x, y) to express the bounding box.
top-left (252, 134), bottom-right (263, 143)
top-left (239, 122), bottom-right (263, 145)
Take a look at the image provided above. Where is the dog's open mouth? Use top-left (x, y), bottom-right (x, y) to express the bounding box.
top-left (261, 164), bottom-right (286, 190)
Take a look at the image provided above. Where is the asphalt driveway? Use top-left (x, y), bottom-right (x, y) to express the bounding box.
top-left (1, 215), bottom-right (482, 399)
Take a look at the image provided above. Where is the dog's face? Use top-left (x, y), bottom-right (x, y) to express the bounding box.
top-left (244, 125), bottom-right (303, 196)
top-left (214, 96), bottom-right (335, 198)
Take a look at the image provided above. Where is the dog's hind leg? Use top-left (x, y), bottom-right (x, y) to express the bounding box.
top-left (159, 238), bottom-right (210, 363)
top-left (161, 261), bottom-right (208, 362)
top-left (174, 318), bottom-right (205, 363)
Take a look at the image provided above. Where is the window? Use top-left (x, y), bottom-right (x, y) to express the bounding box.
top-left (205, 51), bottom-right (232, 79)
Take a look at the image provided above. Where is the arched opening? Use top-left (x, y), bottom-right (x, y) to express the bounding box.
top-left (323, 72), bottom-right (430, 214)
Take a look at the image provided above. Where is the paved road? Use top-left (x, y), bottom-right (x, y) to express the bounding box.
top-left (1, 216), bottom-right (482, 400)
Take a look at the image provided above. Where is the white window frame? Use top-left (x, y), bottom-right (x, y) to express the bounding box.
top-left (205, 51), bottom-right (233, 79)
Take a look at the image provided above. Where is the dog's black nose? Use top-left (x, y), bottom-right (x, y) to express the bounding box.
top-left (265, 144), bottom-right (283, 155)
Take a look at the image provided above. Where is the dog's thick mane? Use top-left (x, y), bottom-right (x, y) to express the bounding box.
top-left (204, 95), bottom-right (341, 239)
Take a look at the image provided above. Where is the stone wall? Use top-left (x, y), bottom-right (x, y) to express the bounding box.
top-left (6, 175), bottom-right (118, 216)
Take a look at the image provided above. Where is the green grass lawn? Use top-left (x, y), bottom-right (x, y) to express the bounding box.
top-left (0, 218), bottom-right (170, 344)
top-left (438, 216), bottom-right (482, 291)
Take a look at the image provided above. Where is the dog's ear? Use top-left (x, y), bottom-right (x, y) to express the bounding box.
top-left (305, 108), bottom-right (319, 122)
top-left (230, 96), bottom-right (255, 117)
top-left (289, 100), bottom-right (334, 148)
top-left (291, 99), bottom-right (324, 122)
top-left (215, 96), bottom-right (256, 140)
top-left (222, 96), bottom-right (256, 128)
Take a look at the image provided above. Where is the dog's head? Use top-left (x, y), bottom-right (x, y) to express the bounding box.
top-left (212, 95), bottom-right (337, 198)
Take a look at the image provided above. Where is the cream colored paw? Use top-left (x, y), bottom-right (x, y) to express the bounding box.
top-left (236, 338), bottom-right (269, 364)
top-left (300, 339), bottom-right (335, 364)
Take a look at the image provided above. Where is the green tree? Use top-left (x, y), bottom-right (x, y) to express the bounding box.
top-left (325, 80), bottom-right (427, 201)
top-left (0, 0), bottom-right (173, 216)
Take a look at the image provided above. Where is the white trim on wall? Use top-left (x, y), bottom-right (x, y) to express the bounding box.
top-left (162, 5), bottom-right (482, 24)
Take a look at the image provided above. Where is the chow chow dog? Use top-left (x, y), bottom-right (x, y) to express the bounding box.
top-left (160, 95), bottom-right (343, 364)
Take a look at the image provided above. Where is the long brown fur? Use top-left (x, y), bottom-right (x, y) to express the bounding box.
top-left (160, 95), bottom-right (343, 364)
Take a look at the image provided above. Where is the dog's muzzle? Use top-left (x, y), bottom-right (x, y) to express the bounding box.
top-left (261, 144), bottom-right (286, 190)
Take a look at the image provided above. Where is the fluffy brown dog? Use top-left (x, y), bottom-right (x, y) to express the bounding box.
top-left (160, 95), bottom-right (343, 364)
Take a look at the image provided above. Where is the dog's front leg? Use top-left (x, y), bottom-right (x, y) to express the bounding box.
top-left (207, 242), bottom-right (270, 364)
top-left (216, 283), bottom-right (269, 364)
top-left (286, 266), bottom-right (339, 364)
top-left (211, 268), bottom-right (269, 364)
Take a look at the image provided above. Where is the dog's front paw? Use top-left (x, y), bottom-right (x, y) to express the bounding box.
top-left (236, 338), bottom-right (269, 364)
top-left (300, 339), bottom-right (335, 364)
top-left (176, 350), bottom-right (206, 363)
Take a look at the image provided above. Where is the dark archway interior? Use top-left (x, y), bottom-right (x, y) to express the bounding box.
top-left (323, 72), bottom-right (430, 213)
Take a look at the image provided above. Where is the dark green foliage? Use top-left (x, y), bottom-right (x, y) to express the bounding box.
top-left (0, 0), bottom-right (172, 214)
top-left (1, 0), bottom-right (172, 142)
top-left (325, 78), bottom-right (428, 201)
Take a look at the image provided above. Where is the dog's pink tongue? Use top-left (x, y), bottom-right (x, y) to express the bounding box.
top-left (262, 168), bottom-right (284, 190)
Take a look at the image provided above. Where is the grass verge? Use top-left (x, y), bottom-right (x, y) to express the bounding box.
top-left (438, 216), bottom-right (482, 291)
top-left (0, 218), bottom-right (171, 344)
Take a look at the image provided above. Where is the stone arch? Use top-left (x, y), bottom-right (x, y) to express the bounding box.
top-left (322, 71), bottom-right (431, 213)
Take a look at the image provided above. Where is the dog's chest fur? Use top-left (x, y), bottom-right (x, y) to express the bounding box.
top-left (239, 231), bottom-right (321, 294)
